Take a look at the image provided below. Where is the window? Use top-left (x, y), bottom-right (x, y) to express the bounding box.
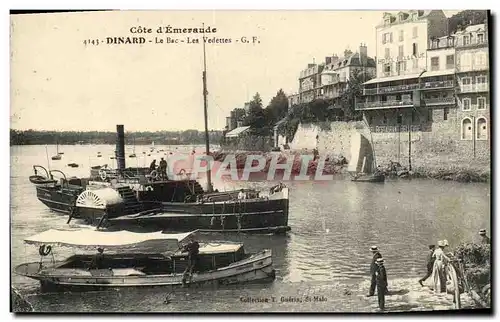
top-left (462, 98), bottom-right (471, 111)
top-left (411, 111), bottom-right (416, 122)
top-left (399, 30), bottom-right (404, 42)
top-left (462, 118), bottom-right (472, 140)
top-left (476, 76), bottom-right (487, 84)
top-left (461, 53), bottom-right (472, 67)
top-left (398, 45), bottom-right (404, 58)
top-left (383, 63), bottom-right (391, 75)
top-left (477, 33), bottom-right (484, 43)
top-left (477, 97), bottom-right (486, 110)
top-left (396, 61), bottom-right (406, 74)
top-left (412, 58), bottom-right (418, 69)
top-left (397, 114), bottom-right (403, 124)
top-left (475, 53), bottom-right (487, 68)
top-left (476, 117), bottom-right (487, 140)
top-left (463, 35), bottom-right (470, 45)
top-left (412, 43), bottom-right (418, 56)
top-left (431, 57), bottom-right (440, 71)
top-left (448, 37), bottom-right (454, 47)
top-left (427, 109), bottom-right (433, 122)
top-left (385, 48), bottom-right (390, 59)
top-left (446, 55), bottom-right (454, 69)
top-left (382, 33), bottom-right (393, 44)
top-left (462, 77), bottom-right (471, 85)
top-left (443, 107), bottom-right (449, 121)
top-left (412, 26), bottom-right (418, 38)
top-left (383, 114), bottom-right (387, 124)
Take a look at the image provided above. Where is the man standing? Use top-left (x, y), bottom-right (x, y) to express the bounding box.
top-left (182, 240), bottom-right (200, 287)
top-left (419, 245), bottom-right (436, 286)
top-left (375, 258), bottom-right (388, 311)
top-left (367, 245), bottom-right (386, 296)
top-left (159, 157), bottom-right (168, 179)
top-left (479, 229), bottom-right (490, 244)
top-left (149, 159), bottom-right (157, 171)
top-left (90, 247), bottom-right (104, 270)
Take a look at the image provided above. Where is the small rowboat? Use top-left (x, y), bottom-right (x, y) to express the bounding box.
top-left (14, 229), bottom-right (275, 291)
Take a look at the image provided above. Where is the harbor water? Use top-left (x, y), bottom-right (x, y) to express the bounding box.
top-left (10, 145), bottom-right (490, 312)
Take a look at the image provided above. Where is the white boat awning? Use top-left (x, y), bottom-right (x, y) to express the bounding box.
top-left (225, 126), bottom-right (251, 138)
top-left (24, 229), bottom-right (197, 250)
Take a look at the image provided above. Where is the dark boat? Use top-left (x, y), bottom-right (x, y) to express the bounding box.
top-left (15, 229), bottom-right (275, 291)
top-left (67, 163), bottom-right (79, 168)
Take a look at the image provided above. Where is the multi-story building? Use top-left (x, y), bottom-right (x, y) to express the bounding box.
top-left (297, 44), bottom-right (376, 106)
top-left (226, 108), bottom-right (246, 131)
top-left (288, 93), bottom-right (300, 108)
top-left (357, 10), bottom-right (450, 131)
top-left (298, 62), bottom-right (324, 103)
top-left (358, 10), bottom-right (490, 163)
top-left (454, 23), bottom-right (489, 142)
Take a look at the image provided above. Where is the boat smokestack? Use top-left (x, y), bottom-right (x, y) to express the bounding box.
top-left (116, 124), bottom-right (126, 171)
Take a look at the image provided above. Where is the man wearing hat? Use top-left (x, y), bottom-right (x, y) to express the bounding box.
top-left (375, 258), bottom-right (388, 311)
top-left (418, 244), bottom-right (436, 287)
top-left (90, 247), bottom-right (104, 269)
top-left (367, 246), bottom-right (388, 296)
top-left (479, 229), bottom-right (490, 244)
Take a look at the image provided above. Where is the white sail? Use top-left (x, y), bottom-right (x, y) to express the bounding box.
top-left (348, 131), bottom-right (375, 174)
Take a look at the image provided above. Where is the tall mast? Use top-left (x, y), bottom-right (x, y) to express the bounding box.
top-left (202, 23), bottom-right (213, 192)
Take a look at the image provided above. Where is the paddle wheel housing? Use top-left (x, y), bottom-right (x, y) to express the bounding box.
top-left (75, 188), bottom-right (126, 224)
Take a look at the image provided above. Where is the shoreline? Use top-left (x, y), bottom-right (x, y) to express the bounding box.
top-left (213, 150), bottom-right (490, 183)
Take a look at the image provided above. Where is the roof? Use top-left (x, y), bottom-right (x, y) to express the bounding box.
top-left (225, 126), bottom-right (251, 138)
top-left (421, 70), bottom-right (455, 78)
top-left (363, 73), bottom-right (423, 85)
top-left (324, 53), bottom-right (376, 70)
top-left (24, 229), bottom-right (197, 250)
top-left (455, 23), bottom-right (486, 35)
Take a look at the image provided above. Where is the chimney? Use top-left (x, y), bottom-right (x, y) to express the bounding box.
top-left (344, 49), bottom-right (353, 58)
top-left (116, 124), bottom-right (126, 171)
top-left (325, 56), bottom-right (332, 65)
top-left (359, 43), bottom-right (368, 66)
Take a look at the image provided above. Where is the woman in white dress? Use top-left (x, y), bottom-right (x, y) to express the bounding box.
top-left (433, 240), bottom-right (451, 292)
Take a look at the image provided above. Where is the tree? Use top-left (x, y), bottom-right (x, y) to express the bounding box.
top-left (339, 70), bottom-right (369, 121)
top-left (244, 92), bottom-right (268, 133)
top-left (265, 89), bottom-right (289, 125)
top-left (448, 10), bottom-right (488, 34)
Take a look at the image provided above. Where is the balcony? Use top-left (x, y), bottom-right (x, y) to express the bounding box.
top-left (363, 83), bottom-right (419, 95)
top-left (356, 100), bottom-right (414, 110)
top-left (459, 83), bottom-right (489, 93)
top-left (456, 39), bottom-right (488, 49)
top-left (420, 80), bottom-right (454, 90)
top-left (423, 97), bottom-right (455, 106)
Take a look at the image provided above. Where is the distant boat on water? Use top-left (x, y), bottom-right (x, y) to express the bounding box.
top-left (51, 141), bottom-right (62, 160)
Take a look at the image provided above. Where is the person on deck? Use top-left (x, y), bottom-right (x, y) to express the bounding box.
top-left (479, 229), bottom-right (490, 244)
top-left (159, 158), bottom-right (168, 179)
top-left (367, 246), bottom-right (388, 296)
top-left (418, 245), bottom-right (436, 286)
top-left (238, 189), bottom-right (246, 200)
top-left (375, 258), bottom-right (388, 311)
top-left (149, 159), bottom-right (157, 171)
top-left (182, 240), bottom-right (200, 286)
top-left (90, 247), bottom-right (104, 270)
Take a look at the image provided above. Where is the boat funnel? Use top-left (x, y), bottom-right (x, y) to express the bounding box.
top-left (116, 125), bottom-right (126, 171)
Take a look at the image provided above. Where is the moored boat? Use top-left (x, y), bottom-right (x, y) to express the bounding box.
top-left (348, 131), bottom-right (385, 183)
top-left (14, 229), bottom-right (275, 291)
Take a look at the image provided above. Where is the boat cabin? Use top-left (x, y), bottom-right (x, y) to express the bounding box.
top-left (44, 243), bottom-right (246, 276)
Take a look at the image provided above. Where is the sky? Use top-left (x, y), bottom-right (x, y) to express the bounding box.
top-left (10, 10), bottom-right (460, 132)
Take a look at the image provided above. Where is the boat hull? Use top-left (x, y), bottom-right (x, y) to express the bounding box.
top-left (35, 185), bottom-right (84, 214)
top-left (104, 188), bottom-right (290, 234)
top-left (351, 173), bottom-right (386, 183)
top-left (15, 250), bottom-right (275, 291)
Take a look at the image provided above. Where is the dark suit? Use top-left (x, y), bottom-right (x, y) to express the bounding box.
top-left (376, 265), bottom-right (388, 310)
top-left (481, 235), bottom-right (490, 244)
top-left (369, 252), bottom-right (382, 296)
top-left (419, 249), bottom-right (436, 283)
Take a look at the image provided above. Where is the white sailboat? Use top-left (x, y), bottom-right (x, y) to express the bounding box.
top-left (347, 132), bottom-right (385, 183)
top-left (51, 141), bottom-right (62, 160)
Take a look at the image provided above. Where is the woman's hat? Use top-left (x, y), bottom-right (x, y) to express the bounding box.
top-left (443, 240), bottom-right (449, 247)
top-left (479, 229), bottom-right (487, 235)
top-left (437, 240), bottom-right (444, 247)
top-left (370, 245), bottom-right (378, 251)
